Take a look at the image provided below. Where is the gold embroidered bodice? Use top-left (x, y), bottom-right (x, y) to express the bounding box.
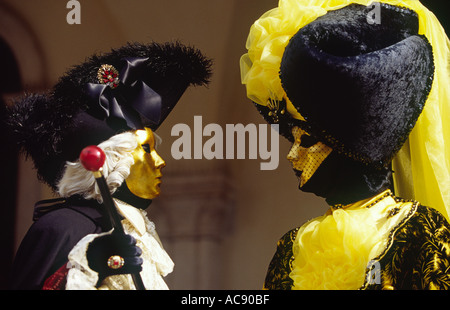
top-left (264, 191), bottom-right (450, 290)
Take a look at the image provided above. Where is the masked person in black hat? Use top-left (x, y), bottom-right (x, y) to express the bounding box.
top-left (241, 0), bottom-right (450, 290)
top-left (7, 42), bottom-right (212, 290)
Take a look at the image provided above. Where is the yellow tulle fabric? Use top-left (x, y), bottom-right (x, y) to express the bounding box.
top-left (391, 7), bottom-right (450, 222)
top-left (289, 190), bottom-right (414, 290)
top-left (240, 0), bottom-right (450, 221)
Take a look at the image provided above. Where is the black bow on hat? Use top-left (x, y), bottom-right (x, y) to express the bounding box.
top-left (86, 57), bottom-right (162, 130)
top-left (7, 42), bottom-right (212, 189)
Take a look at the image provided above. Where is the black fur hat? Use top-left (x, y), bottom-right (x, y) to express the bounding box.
top-left (259, 3), bottom-right (434, 168)
top-left (7, 42), bottom-right (212, 189)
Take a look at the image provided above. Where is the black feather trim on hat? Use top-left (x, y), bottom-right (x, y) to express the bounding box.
top-left (279, 3), bottom-right (435, 168)
top-left (6, 41), bottom-right (212, 189)
top-left (6, 93), bottom-right (70, 187)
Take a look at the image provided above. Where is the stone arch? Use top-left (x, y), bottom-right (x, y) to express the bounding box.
top-left (0, 3), bottom-right (48, 91)
top-left (0, 3), bottom-right (49, 289)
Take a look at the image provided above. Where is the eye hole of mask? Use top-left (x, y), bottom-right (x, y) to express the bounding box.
top-left (300, 135), bottom-right (319, 148)
top-left (141, 144), bottom-right (150, 153)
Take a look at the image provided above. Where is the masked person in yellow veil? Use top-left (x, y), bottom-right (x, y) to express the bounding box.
top-left (241, 0), bottom-right (450, 290)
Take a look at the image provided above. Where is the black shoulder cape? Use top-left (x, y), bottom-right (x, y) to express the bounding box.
top-left (10, 197), bottom-right (110, 290)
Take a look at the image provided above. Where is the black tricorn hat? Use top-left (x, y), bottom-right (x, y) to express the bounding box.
top-left (259, 3), bottom-right (435, 168)
top-left (7, 42), bottom-right (212, 189)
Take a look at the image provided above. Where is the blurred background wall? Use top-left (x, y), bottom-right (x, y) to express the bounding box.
top-left (0, 0), bottom-right (448, 290)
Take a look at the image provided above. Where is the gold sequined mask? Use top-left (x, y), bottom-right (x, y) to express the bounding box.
top-left (287, 126), bottom-right (332, 187)
top-left (126, 128), bottom-right (165, 199)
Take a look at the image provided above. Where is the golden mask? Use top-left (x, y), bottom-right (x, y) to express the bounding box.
top-left (126, 128), bottom-right (166, 199)
top-left (287, 126), bottom-right (332, 187)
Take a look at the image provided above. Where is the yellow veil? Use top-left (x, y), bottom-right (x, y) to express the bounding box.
top-left (240, 0), bottom-right (450, 220)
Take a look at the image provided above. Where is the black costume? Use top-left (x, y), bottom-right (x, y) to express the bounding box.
top-left (7, 42), bottom-right (211, 289)
top-left (241, 1), bottom-right (450, 289)
top-left (12, 199), bottom-right (107, 289)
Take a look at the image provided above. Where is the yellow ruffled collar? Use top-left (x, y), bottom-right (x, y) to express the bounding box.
top-left (290, 190), bottom-right (416, 290)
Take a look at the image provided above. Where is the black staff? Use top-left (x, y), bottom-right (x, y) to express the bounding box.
top-left (79, 145), bottom-right (146, 290)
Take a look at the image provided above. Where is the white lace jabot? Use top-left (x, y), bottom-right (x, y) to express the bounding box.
top-left (65, 199), bottom-right (174, 290)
